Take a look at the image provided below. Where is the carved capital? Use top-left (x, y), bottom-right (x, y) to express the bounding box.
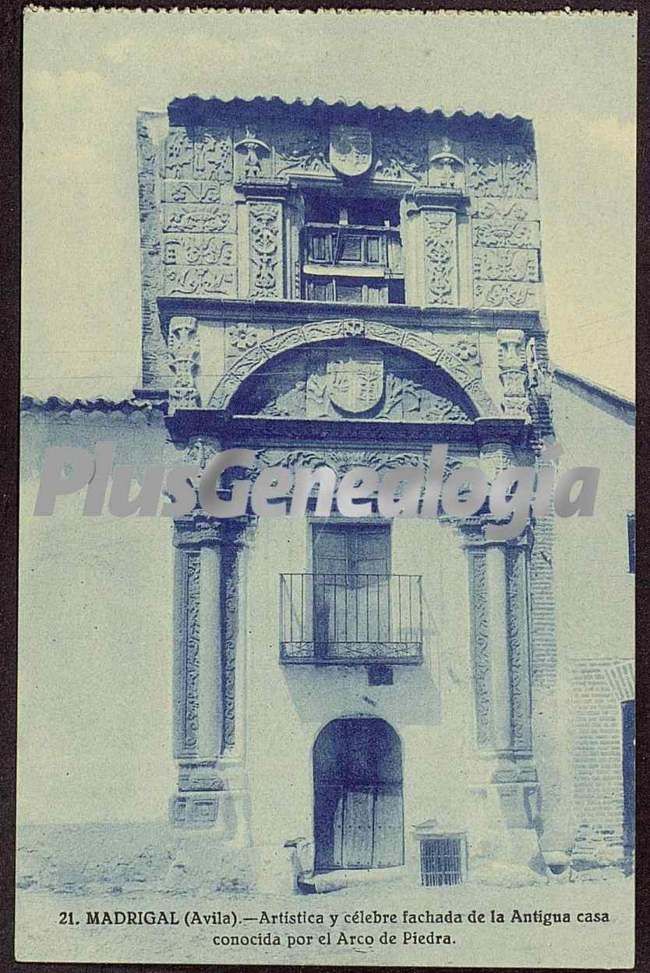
top-left (497, 329), bottom-right (529, 419)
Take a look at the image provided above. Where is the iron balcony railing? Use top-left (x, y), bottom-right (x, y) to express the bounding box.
top-left (279, 573), bottom-right (423, 665)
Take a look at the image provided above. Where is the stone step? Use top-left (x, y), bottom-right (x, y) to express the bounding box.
top-left (300, 865), bottom-right (408, 894)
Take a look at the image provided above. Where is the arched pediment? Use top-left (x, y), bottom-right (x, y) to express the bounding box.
top-left (208, 318), bottom-right (497, 418)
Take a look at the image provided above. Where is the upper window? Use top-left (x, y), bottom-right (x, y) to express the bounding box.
top-left (301, 191), bottom-right (404, 305)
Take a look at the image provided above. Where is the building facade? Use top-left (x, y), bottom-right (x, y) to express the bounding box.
top-left (18, 95), bottom-right (634, 892)
top-left (137, 95), bottom-right (562, 883)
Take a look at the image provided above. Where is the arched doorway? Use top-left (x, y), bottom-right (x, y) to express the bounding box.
top-left (313, 717), bottom-right (403, 872)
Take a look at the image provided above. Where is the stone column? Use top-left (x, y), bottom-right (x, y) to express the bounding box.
top-left (170, 515), bottom-right (225, 829)
top-left (462, 518), bottom-right (540, 872)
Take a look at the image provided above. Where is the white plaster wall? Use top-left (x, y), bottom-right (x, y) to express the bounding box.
top-left (551, 382), bottom-right (634, 663)
top-left (19, 411), bottom-right (176, 824)
top-left (243, 513), bottom-right (481, 855)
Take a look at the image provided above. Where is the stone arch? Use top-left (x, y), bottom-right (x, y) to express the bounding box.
top-left (208, 318), bottom-right (497, 416)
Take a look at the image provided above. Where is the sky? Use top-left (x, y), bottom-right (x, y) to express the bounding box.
top-left (22, 9), bottom-right (636, 400)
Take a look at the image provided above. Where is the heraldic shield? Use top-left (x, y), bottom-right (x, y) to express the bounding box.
top-left (326, 355), bottom-right (384, 413)
top-left (329, 125), bottom-right (373, 177)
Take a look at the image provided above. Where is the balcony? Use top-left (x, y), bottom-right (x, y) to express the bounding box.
top-left (279, 573), bottom-right (423, 665)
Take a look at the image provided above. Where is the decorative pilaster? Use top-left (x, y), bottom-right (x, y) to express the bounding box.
top-left (248, 200), bottom-right (284, 299)
top-left (170, 511), bottom-right (255, 843)
top-left (403, 189), bottom-right (469, 308)
top-left (171, 515), bottom-right (224, 827)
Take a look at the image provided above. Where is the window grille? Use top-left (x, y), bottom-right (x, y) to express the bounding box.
top-left (419, 835), bottom-right (467, 887)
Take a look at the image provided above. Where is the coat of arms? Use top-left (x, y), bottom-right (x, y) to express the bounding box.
top-left (326, 355), bottom-right (384, 413)
top-left (329, 125), bottom-right (373, 178)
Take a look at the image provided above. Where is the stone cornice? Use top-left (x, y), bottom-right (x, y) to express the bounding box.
top-left (157, 297), bottom-right (543, 338)
top-left (165, 411), bottom-right (531, 448)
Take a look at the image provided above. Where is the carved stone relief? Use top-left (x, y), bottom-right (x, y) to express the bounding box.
top-left (473, 280), bottom-right (538, 310)
top-left (136, 116), bottom-right (169, 388)
top-left (256, 359), bottom-right (473, 424)
top-left (273, 128), bottom-right (331, 177)
top-left (209, 319), bottom-right (495, 417)
top-left (506, 546), bottom-right (533, 752)
top-left (497, 328), bottom-right (529, 419)
top-left (466, 141), bottom-right (537, 198)
top-left (249, 202), bottom-right (283, 298)
top-left (234, 127), bottom-right (272, 181)
top-left (168, 316), bottom-right (201, 410)
top-left (428, 136), bottom-right (465, 190)
top-left (472, 220), bottom-right (540, 250)
top-left (467, 548), bottom-right (493, 749)
top-left (422, 211), bottom-right (458, 306)
top-left (176, 549), bottom-right (200, 755)
top-left (163, 128), bottom-right (233, 183)
top-left (165, 267), bottom-right (237, 298)
top-left (374, 131), bottom-right (427, 182)
top-left (473, 247), bottom-right (539, 283)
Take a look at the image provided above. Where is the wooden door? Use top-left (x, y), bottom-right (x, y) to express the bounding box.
top-left (313, 718), bottom-right (404, 873)
top-left (342, 788), bottom-right (374, 867)
top-left (372, 784), bottom-right (404, 867)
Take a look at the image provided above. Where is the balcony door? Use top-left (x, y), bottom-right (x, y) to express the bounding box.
top-left (312, 523), bottom-right (390, 653)
top-left (313, 717), bottom-right (404, 872)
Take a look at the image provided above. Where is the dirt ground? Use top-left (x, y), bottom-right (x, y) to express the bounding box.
top-left (15, 872), bottom-right (634, 968)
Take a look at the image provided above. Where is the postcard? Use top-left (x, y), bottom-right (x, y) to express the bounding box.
top-left (17, 7), bottom-right (635, 968)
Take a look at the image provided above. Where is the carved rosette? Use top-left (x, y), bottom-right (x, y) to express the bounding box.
top-left (497, 328), bottom-right (529, 419)
top-left (249, 202), bottom-right (283, 298)
top-left (168, 316), bottom-right (200, 411)
top-left (422, 211), bottom-right (458, 306)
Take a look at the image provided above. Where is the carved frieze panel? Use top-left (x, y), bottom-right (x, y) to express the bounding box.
top-left (423, 211), bottom-right (458, 306)
top-left (162, 204), bottom-right (234, 235)
top-left (374, 130), bottom-right (428, 182)
top-left (466, 141), bottom-right (537, 198)
top-left (163, 128), bottom-right (233, 183)
top-left (466, 141), bottom-right (504, 197)
top-left (273, 128), bottom-right (331, 177)
top-left (249, 202), bottom-right (283, 298)
top-left (473, 280), bottom-right (538, 310)
top-left (163, 234), bottom-right (237, 268)
top-left (161, 180), bottom-right (224, 204)
top-left (473, 246), bottom-right (539, 283)
top-left (471, 198), bottom-right (539, 221)
top-left (164, 266), bottom-right (237, 298)
top-left (502, 145), bottom-right (537, 198)
top-left (472, 219), bottom-right (540, 250)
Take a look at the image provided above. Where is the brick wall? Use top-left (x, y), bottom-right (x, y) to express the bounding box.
top-left (569, 659), bottom-right (634, 865)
